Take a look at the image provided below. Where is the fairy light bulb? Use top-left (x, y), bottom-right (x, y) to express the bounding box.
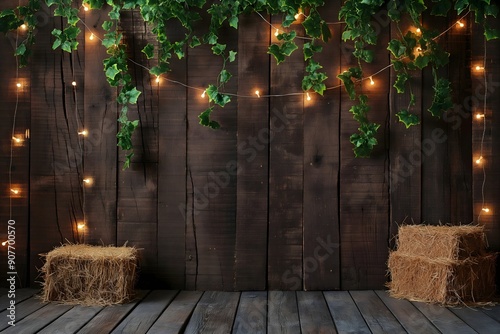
top-left (306, 92), bottom-right (311, 101)
top-left (476, 113), bottom-right (485, 119)
top-left (83, 178), bottom-right (93, 186)
top-left (201, 90), bottom-right (206, 98)
top-left (482, 207), bottom-right (490, 213)
top-left (475, 156), bottom-right (483, 165)
top-left (89, 33), bottom-right (94, 40)
top-left (12, 136), bottom-right (22, 144)
top-left (294, 13), bottom-right (300, 20)
top-left (72, 81), bottom-right (77, 87)
top-left (369, 76), bottom-right (375, 85)
top-left (457, 20), bottom-right (464, 28)
top-left (16, 82), bottom-right (22, 88)
top-left (78, 130), bottom-right (88, 136)
top-left (274, 29), bottom-right (279, 37)
top-left (77, 222), bottom-right (86, 230)
top-left (475, 65), bottom-right (484, 71)
top-left (1, 241), bottom-right (7, 246)
top-left (255, 90), bottom-right (260, 98)
top-left (83, 4), bottom-right (89, 11)
top-left (10, 188), bottom-right (19, 195)
top-left (20, 24), bottom-right (27, 30)
top-left (416, 28), bottom-right (421, 34)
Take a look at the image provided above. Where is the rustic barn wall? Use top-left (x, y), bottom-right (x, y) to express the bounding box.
top-left (1, 1), bottom-right (497, 291)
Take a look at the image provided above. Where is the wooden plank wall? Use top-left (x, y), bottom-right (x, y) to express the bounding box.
top-left (0, 2), bottom-right (498, 290)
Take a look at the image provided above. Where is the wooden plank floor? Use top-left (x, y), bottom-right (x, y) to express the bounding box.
top-left (1, 289), bottom-right (499, 333)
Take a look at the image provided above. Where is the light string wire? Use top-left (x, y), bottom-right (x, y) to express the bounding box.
top-left (478, 34), bottom-right (488, 222)
top-left (80, 8), bottom-right (470, 99)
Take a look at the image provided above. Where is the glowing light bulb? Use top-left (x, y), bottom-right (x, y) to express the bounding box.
top-left (369, 76), bottom-right (375, 85)
top-left (77, 223), bottom-right (86, 230)
top-left (416, 28), bottom-right (421, 34)
top-left (294, 13), bottom-right (300, 20)
top-left (83, 178), bottom-right (93, 185)
top-left (83, 5), bottom-right (89, 11)
top-left (10, 189), bottom-right (19, 195)
top-left (274, 29), bottom-right (279, 37)
top-left (78, 130), bottom-right (88, 136)
top-left (306, 92), bottom-right (311, 101)
top-left (20, 24), bottom-right (27, 30)
top-left (89, 33), bottom-right (94, 40)
top-left (255, 90), bottom-right (260, 98)
top-left (155, 76), bottom-right (160, 83)
top-left (12, 136), bottom-right (22, 143)
top-left (475, 156), bottom-right (483, 165)
top-left (72, 81), bottom-right (77, 87)
top-left (475, 65), bottom-right (484, 71)
top-left (457, 20), bottom-right (464, 28)
top-left (16, 82), bottom-right (22, 88)
top-left (482, 207), bottom-right (490, 213)
top-left (201, 90), bottom-right (206, 98)
top-left (1, 241), bottom-right (7, 246)
top-left (476, 113), bottom-right (485, 119)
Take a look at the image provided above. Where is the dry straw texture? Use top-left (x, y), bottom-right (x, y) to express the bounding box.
top-left (388, 224), bottom-right (497, 306)
top-left (40, 244), bottom-right (137, 306)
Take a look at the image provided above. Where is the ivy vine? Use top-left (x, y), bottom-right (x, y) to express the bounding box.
top-left (0, 0), bottom-right (498, 165)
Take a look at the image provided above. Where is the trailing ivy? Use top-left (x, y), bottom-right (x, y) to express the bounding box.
top-left (0, 0), bottom-right (499, 163)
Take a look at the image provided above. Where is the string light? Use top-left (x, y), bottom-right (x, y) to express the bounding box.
top-left (16, 82), bottom-right (22, 88)
top-left (10, 188), bottom-right (19, 195)
top-left (72, 81), bottom-right (77, 87)
top-left (456, 20), bottom-right (465, 28)
top-left (12, 136), bottom-right (23, 145)
top-left (83, 178), bottom-right (93, 186)
top-left (369, 76), bottom-right (375, 85)
top-left (255, 90), bottom-right (260, 98)
top-left (482, 207), bottom-right (490, 213)
top-left (77, 222), bottom-right (86, 230)
top-left (475, 156), bottom-right (483, 165)
top-left (155, 76), bottom-right (160, 83)
top-left (89, 33), bottom-right (94, 41)
top-left (1, 241), bottom-right (7, 246)
top-left (274, 28), bottom-right (279, 37)
top-left (20, 24), bottom-right (27, 30)
top-left (78, 129), bottom-right (88, 136)
top-left (475, 65), bottom-right (484, 71)
top-left (201, 90), bottom-right (206, 98)
top-left (83, 4), bottom-right (89, 11)
top-left (415, 28), bottom-right (421, 34)
top-left (306, 92), bottom-right (311, 101)
top-left (475, 113), bottom-right (485, 119)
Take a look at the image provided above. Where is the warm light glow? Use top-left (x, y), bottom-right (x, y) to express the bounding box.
top-left (476, 113), bottom-right (485, 119)
top-left (294, 13), bottom-right (300, 20)
top-left (274, 29), bottom-right (279, 37)
top-left (456, 20), bottom-right (465, 28)
top-left (20, 24), bottom-right (27, 30)
top-left (155, 76), bottom-right (160, 83)
top-left (89, 33), bottom-right (94, 40)
top-left (482, 207), bottom-right (490, 213)
top-left (78, 130), bottom-right (88, 136)
top-left (77, 223), bottom-right (86, 230)
top-left (475, 65), bottom-right (484, 71)
top-left (416, 28), bottom-right (421, 34)
top-left (83, 178), bottom-right (93, 186)
top-left (1, 241), bottom-right (7, 246)
top-left (83, 4), bottom-right (89, 11)
top-left (12, 136), bottom-right (23, 144)
top-left (16, 82), bottom-right (22, 88)
top-left (475, 156), bottom-right (483, 165)
top-left (369, 76), bottom-right (375, 85)
top-left (10, 188), bottom-right (19, 195)
top-left (255, 90), bottom-right (260, 98)
top-left (306, 92), bottom-right (311, 101)
top-left (201, 90), bottom-right (206, 98)
top-left (72, 81), bottom-right (77, 86)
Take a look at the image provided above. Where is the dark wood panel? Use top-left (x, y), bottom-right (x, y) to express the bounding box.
top-left (0, 288), bottom-right (37, 311)
top-left (82, 5), bottom-right (117, 246)
top-left (147, 291), bottom-right (203, 334)
top-left (296, 291), bottom-right (336, 333)
top-left (350, 290), bottom-right (405, 334)
top-left (184, 291), bottom-right (240, 333)
top-left (1, 303), bottom-right (72, 334)
top-left (412, 301), bottom-right (476, 334)
top-left (38, 305), bottom-right (103, 334)
top-left (267, 291), bottom-right (300, 334)
top-left (302, 1), bottom-right (341, 291)
top-left (323, 291), bottom-right (370, 334)
top-left (234, 12), bottom-right (270, 291)
top-left (0, 296), bottom-right (47, 331)
top-left (111, 290), bottom-right (178, 333)
top-left (268, 15), bottom-right (305, 290)
top-left (77, 290), bottom-right (149, 334)
top-left (450, 306), bottom-right (500, 333)
top-left (233, 291), bottom-right (267, 334)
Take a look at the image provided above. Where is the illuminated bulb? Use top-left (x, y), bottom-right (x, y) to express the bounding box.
top-left (72, 81), bottom-right (77, 87)
top-left (457, 20), bottom-right (464, 28)
top-left (83, 5), bottom-right (89, 11)
top-left (482, 207), bottom-right (490, 213)
top-left (476, 113), bottom-right (485, 119)
top-left (475, 156), bottom-right (483, 165)
top-left (155, 76), bottom-right (160, 83)
top-left (77, 223), bottom-right (86, 230)
top-left (274, 29), bottom-right (279, 37)
top-left (369, 76), bottom-right (375, 85)
top-left (89, 33), bottom-right (94, 40)
top-left (16, 82), bottom-right (22, 88)
top-left (416, 47), bottom-right (422, 52)
top-left (475, 65), bottom-right (484, 71)
top-left (12, 136), bottom-right (22, 143)
top-left (416, 28), bottom-right (421, 34)
top-left (306, 92), bottom-right (311, 101)
top-left (1, 241), bottom-right (7, 246)
top-left (10, 189), bottom-right (19, 195)
top-left (20, 24), bottom-right (27, 30)
top-left (255, 90), bottom-right (260, 98)
top-left (78, 130), bottom-right (88, 136)
top-left (83, 178), bottom-right (93, 185)
top-left (294, 13), bottom-right (300, 20)
top-left (201, 90), bottom-right (206, 98)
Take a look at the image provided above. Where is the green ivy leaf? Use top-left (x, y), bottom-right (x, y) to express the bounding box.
top-left (198, 107), bottom-right (221, 129)
top-left (303, 42), bottom-right (323, 61)
top-left (321, 22), bottom-right (332, 43)
top-left (102, 21), bottom-right (113, 31)
top-left (142, 44), bottom-right (154, 59)
top-left (428, 74), bottom-right (452, 117)
top-left (393, 73), bottom-right (410, 93)
top-left (219, 69), bottom-right (232, 84)
top-left (302, 10), bottom-right (322, 38)
top-left (414, 54), bottom-right (430, 69)
top-left (211, 43), bottom-right (226, 55)
top-left (206, 84), bottom-right (231, 107)
top-left (228, 50), bottom-right (237, 62)
top-left (337, 67), bottom-right (362, 100)
top-left (485, 25), bottom-right (500, 40)
top-left (454, 0), bottom-right (469, 15)
top-left (396, 109), bottom-right (420, 128)
top-left (388, 39), bottom-right (406, 58)
top-left (281, 41), bottom-right (298, 56)
top-left (430, 0), bottom-right (452, 16)
top-left (229, 16), bottom-right (238, 29)
top-left (150, 62), bottom-right (170, 76)
top-left (189, 36), bottom-right (201, 48)
top-left (14, 43), bottom-right (26, 56)
top-left (105, 64), bottom-right (120, 81)
top-left (268, 44), bottom-right (285, 64)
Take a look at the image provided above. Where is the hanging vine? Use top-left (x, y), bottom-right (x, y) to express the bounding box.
top-left (0, 0), bottom-right (498, 166)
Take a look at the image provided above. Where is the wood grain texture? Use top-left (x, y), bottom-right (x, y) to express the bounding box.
top-left (267, 291), bottom-right (300, 334)
top-left (1, 303), bottom-right (72, 334)
top-left (0, 296), bottom-right (47, 331)
top-left (37, 305), bottom-right (102, 334)
top-left (412, 301), bottom-right (476, 334)
top-left (268, 15), bottom-right (305, 290)
top-left (296, 291), bottom-right (336, 334)
top-left (323, 291), bottom-right (371, 334)
top-left (233, 291), bottom-right (267, 334)
top-left (234, 13), bottom-right (270, 291)
top-left (184, 291), bottom-right (240, 333)
top-left (147, 291), bottom-right (203, 334)
top-left (449, 306), bottom-right (500, 333)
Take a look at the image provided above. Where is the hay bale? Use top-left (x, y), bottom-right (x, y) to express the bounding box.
top-left (40, 244), bottom-right (137, 306)
top-left (388, 252), bottom-right (496, 305)
top-left (397, 225), bottom-right (486, 260)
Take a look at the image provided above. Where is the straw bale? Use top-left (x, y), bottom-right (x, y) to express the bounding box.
top-left (388, 252), bottom-right (496, 305)
top-left (40, 244), bottom-right (137, 306)
top-left (396, 225), bottom-right (486, 260)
